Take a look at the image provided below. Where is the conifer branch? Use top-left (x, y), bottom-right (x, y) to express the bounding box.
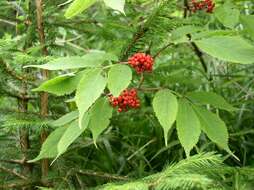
top-left (153, 42), bottom-right (174, 59)
top-left (0, 59), bottom-right (24, 81)
top-left (0, 158), bottom-right (26, 165)
top-left (121, 26), bottom-right (148, 61)
top-left (77, 170), bottom-right (129, 181)
top-left (0, 165), bottom-right (28, 180)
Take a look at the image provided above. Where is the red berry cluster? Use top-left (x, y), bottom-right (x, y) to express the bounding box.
top-left (109, 89), bottom-right (140, 112)
top-left (128, 53), bottom-right (154, 74)
top-left (191, 0), bottom-right (215, 13)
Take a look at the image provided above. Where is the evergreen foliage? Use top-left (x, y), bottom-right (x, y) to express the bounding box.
top-left (0, 0), bottom-right (254, 189)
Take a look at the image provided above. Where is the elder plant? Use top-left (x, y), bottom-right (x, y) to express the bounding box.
top-left (26, 0), bottom-right (254, 164)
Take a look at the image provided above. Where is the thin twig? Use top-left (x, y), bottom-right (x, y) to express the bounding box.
top-left (0, 59), bottom-right (24, 81)
top-left (0, 18), bottom-right (16, 26)
top-left (0, 59), bottom-right (36, 83)
top-left (230, 129), bottom-right (254, 137)
top-left (1, 89), bottom-right (36, 100)
top-left (121, 26), bottom-right (148, 60)
top-left (0, 165), bottom-right (28, 180)
top-left (138, 87), bottom-right (164, 92)
top-left (153, 43), bottom-right (174, 59)
top-left (76, 174), bottom-right (86, 190)
top-left (0, 180), bottom-right (43, 189)
top-left (137, 73), bottom-right (145, 89)
top-left (0, 14), bottom-right (21, 23)
top-left (127, 138), bottom-right (157, 161)
top-left (119, 61), bottom-right (128, 64)
top-left (0, 158), bottom-right (26, 165)
top-left (77, 170), bottom-right (129, 181)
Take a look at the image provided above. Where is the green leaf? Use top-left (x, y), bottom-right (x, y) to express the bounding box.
top-left (57, 112), bottom-right (90, 156)
top-left (193, 106), bottom-right (231, 153)
top-left (65, 0), bottom-right (97, 19)
top-left (33, 70), bottom-right (89, 96)
top-left (152, 89), bottom-right (178, 146)
top-left (28, 126), bottom-right (67, 162)
top-left (107, 64), bottom-right (132, 96)
top-left (89, 97), bottom-right (113, 142)
top-left (191, 30), bottom-right (237, 41)
top-left (32, 73), bottom-right (81, 96)
top-left (103, 0), bottom-right (125, 14)
top-left (195, 36), bottom-right (254, 64)
top-left (215, 2), bottom-right (240, 28)
top-left (176, 99), bottom-right (201, 157)
top-left (25, 51), bottom-right (114, 70)
top-left (187, 91), bottom-right (236, 112)
top-left (75, 69), bottom-right (107, 128)
top-left (240, 15), bottom-right (254, 40)
top-left (25, 57), bottom-right (92, 70)
top-left (50, 110), bottom-right (79, 127)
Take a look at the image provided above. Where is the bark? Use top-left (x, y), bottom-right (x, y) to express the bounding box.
top-left (18, 97), bottom-right (32, 175)
top-left (35, 0), bottom-right (49, 182)
top-left (16, 2), bottom-right (33, 179)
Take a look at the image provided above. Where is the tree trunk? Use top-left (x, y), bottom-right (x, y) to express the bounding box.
top-left (35, 0), bottom-right (49, 183)
top-left (18, 98), bottom-right (32, 175)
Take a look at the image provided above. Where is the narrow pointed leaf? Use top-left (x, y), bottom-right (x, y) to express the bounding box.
top-left (32, 73), bottom-right (81, 96)
top-left (107, 64), bottom-right (132, 96)
top-left (176, 99), bottom-right (201, 157)
top-left (215, 2), bottom-right (240, 28)
top-left (25, 51), bottom-right (114, 70)
top-left (89, 97), bottom-right (113, 142)
top-left (50, 110), bottom-right (79, 127)
top-left (28, 126), bottom-right (67, 162)
top-left (194, 106), bottom-right (231, 153)
top-left (152, 89), bottom-right (178, 146)
top-left (240, 15), bottom-right (254, 40)
top-left (187, 91), bottom-right (236, 112)
top-left (195, 36), bottom-right (254, 64)
top-left (103, 0), bottom-right (125, 13)
top-left (65, 0), bottom-right (96, 19)
top-left (75, 69), bottom-right (107, 128)
top-left (57, 112), bottom-right (90, 156)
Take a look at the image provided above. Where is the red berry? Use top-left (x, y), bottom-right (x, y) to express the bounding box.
top-left (190, 0), bottom-right (215, 13)
top-left (128, 53), bottom-right (154, 74)
top-left (108, 88), bottom-right (141, 112)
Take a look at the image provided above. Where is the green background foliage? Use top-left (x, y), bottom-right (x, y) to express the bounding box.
top-left (0, 0), bottom-right (254, 189)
